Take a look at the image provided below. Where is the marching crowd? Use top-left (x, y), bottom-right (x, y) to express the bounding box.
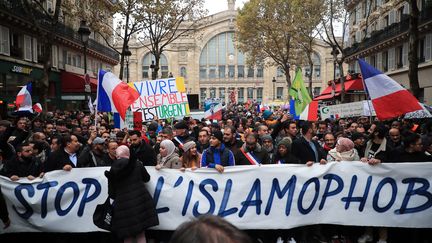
top-left (0, 105), bottom-right (431, 243)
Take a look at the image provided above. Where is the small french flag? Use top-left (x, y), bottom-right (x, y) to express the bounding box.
top-left (32, 103), bottom-right (42, 113)
top-left (16, 83), bottom-right (32, 110)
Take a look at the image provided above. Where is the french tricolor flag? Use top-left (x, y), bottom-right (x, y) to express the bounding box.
top-left (299, 100), bottom-right (318, 121)
top-left (358, 59), bottom-right (421, 120)
top-left (15, 83), bottom-right (32, 110)
top-left (97, 70), bottom-right (140, 120)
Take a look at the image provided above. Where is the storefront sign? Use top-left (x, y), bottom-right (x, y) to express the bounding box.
top-left (11, 65), bottom-right (33, 75)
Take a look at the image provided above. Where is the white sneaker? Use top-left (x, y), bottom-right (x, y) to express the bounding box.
top-left (287, 237), bottom-right (297, 243)
top-left (376, 240), bottom-right (387, 243)
top-left (357, 234), bottom-right (373, 243)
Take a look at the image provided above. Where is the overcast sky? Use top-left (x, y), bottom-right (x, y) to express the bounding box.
top-left (204, 0), bottom-right (247, 15)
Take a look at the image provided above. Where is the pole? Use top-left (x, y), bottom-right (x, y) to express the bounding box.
top-left (273, 81), bottom-right (275, 100)
top-left (357, 59), bottom-right (374, 123)
top-left (333, 59), bottom-right (336, 104)
top-left (126, 59), bottom-right (129, 83)
top-left (84, 44), bottom-right (88, 103)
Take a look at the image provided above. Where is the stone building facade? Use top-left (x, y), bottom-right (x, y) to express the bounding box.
top-left (116, 1), bottom-right (336, 107)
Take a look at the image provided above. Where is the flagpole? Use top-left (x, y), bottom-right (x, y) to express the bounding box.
top-left (95, 69), bottom-right (100, 128)
top-left (357, 60), bottom-right (374, 123)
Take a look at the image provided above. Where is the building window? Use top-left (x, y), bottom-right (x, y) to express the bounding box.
top-left (200, 88), bottom-right (207, 101)
top-left (218, 65), bottom-right (225, 78)
top-left (24, 35), bottom-right (32, 61)
top-left (199, 32), bottom-right (247, 81)
top-left (200, 66), bottom-right (207, 79)
top-left (313, 87), bottom-right (321, 97)
top-left (382, 51), bottom-right (388, 72)
top-left (304, 52), bottom-right (321, 78)
top-left (142, 53), bottom-right (169, 79)
top-left (238, 87), bottom-right (244, 102)
top-left (180, 66), bottom-right (187, 78)
top-left (238, 65), bottom-right (244, 78)
top-left (247, 67), bottom-right (254, 78)
top-left (52, 45), bottom-right (58, 68)
top-left (0, 25), bottom-right (10, 56)
top-left (257, 66), bottom-right (264, 78)
top-left (370, 55), bottom-right (376, 67)
top-left (228, 65), bottom-right (235, 78)
top-left (209, 65), bottom-right (217, 79)
top-left (247, 88), bottom-right (254, 99)
top-left (209, 88), bottom-right (216, 98)
top-left (219, 88), bottom-right (225, 99)
top-left (277, 67), bottom-right (285, 77)
top-left (419, 38), bottom-right (425, 62)
top-left (276, 87), bottom-right (283, 99)
top-left (396, 45), bottom-right (403, 68)
top-left (257, 88), bottom-right (263, 101)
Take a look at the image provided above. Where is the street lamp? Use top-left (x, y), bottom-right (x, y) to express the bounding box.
top-left (272, 77), bottom-right (276, 100)
top-left (150, 60), bottom-right (155, 80)
top-left (78, 20), bottom-right (91, 104)
top-left (330, 46), bottom-right (340, 103)
top-left (124, 45), bottom-right (132, 83)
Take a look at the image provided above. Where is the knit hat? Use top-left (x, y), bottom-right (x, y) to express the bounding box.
top-left (261, 134), bottom-right (273, 142)
top-left (93, 137), bottom-right (106, 145)
top-left (182, 141), bottom-right (196, 152)
top-left (174, 120), bottom-right (188, 130)
top-left (211, 130), bottom-right (223, 142)
top-left (262, 110), bottom-right (273, 120)
top-left (277, 137), bottom-right (292, 148)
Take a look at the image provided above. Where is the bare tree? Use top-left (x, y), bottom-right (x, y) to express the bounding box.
top-left (319, 0), bottom-right (350, 102)
top-left (407, 0), bottom-right (420, 99)
top-left (138, 0), bottom-right (206, 80)
top-left (64, 0), bottom-right (145, 80)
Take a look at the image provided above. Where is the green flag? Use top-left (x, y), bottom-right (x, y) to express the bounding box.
top-left (289, 69), bottom-right (312, 116)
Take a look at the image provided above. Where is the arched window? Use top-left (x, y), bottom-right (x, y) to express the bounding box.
top-left (199, 32), bottom-right (260, 80)
top-left (304, 52), bottom-right (321, 78)
top-left (142, 53), bottom-right (169, 79)
top-left (180, 66), bottom-right (187, 78)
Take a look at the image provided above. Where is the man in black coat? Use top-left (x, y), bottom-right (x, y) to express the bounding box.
top-left (172, 121), bottom-right (195, 150)
top-left (45, 134), bottom-right (81, 172)
top-left (292, 121), bottom-right (326, 166)
top-left (390, 132), bottom-right (432, 162)
top-left (129, 130), bottom-right (157, 166)
top-left (235, 133), bottom-right (270, 165)
top-left (1, 143), bottom-right (43, 180)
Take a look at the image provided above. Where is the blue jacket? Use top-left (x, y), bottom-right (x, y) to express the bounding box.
top-left (201, 144), bottom-right (235, 168)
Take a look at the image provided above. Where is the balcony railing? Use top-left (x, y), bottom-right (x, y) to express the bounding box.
top-left (344, 8), bottom-right (432, 57)
top-left (0, 0), bottom-right (119, 62)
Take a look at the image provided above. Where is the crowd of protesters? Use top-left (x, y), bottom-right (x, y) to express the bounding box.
top-left (0, 104), bottom-right (432, 243)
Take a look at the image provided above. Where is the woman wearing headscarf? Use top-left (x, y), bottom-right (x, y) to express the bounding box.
top-left (156, 140), bottom-right (181, 170)
top-left (327, 137), bottom-right (360, 162)
top-left (180, 141), bottom-right (201, 171)
top-left (105, 145), bottom-right (159, 243)
top-left (272, 137), bottom-right (301, 164)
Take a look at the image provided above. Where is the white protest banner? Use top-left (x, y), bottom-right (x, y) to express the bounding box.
top-left (320, 101), bottom-right (376, 120)
top-left (1, 162), bottom-right (432, 233)
top-left (130, 77), bottom-right (190, 121)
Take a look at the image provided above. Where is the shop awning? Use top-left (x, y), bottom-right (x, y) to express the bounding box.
top-left (314, 78), bottom-right (364, 101)
top-left (61, 71), bottom-right (97, 93)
